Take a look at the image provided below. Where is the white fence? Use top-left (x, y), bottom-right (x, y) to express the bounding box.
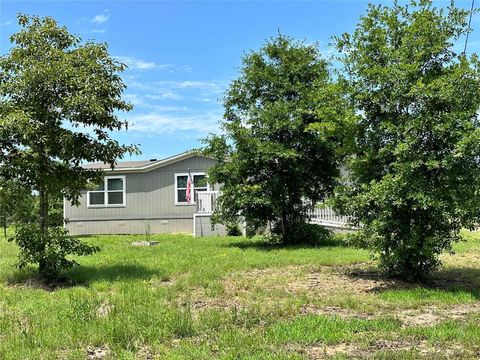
top-left (196, 191), bottom-right (219, 214)
top-left (306, 205), bottom-right (351, 228)
top-left (195, 191), bottom-right (352, 229)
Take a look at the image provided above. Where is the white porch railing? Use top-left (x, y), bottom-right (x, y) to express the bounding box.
top-left (196, 190), bottom-right (219, 214)
top-left (306, 205), bottom-right (351, 228)
top-left (195, 190), bottom-right (352, 229)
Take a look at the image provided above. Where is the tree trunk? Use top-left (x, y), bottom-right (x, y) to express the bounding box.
top-left (281, 210), bottom-right (288, 241)
top-left (39, 185), bottom-right (49, 235)
top-left (38, 182), bottom-right (49, 274)
top-left (2, 210), bottom-right (6, 238)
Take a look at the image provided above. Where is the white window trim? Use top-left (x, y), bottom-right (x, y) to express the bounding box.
top-left (174, 172), bottom-right (209, 206)
top-left (87, 175), bottom-right (126, 208)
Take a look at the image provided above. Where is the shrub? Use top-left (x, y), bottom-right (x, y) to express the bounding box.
top-left (226, 222), bottom-right (242, 236)
top-left (334, 0), bottom-right (480, 279)
top-left (8, 224), bottom-right (100, 279)
top-left (270, 222), bottom-right (332, 246)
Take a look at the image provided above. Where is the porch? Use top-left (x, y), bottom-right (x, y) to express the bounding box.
top-left (195, 191), bottom-right (352, 234)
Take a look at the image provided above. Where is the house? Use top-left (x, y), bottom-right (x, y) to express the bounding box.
top-left (63, 151), bottom-right (226, 237)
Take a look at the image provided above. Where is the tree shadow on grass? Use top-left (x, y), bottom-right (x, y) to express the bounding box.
top-left (224, 236), bottom-right (350, 251)
top-left (67, 263), bottom-right (163, 285)
top-left (344, 266), bottom-right (480, 299)
top-left (6, 263), bottom-right (163, 291)
top-left (428, 267), bottom-right (480, 297)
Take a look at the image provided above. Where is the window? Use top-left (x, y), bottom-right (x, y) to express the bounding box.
top-left (87, 176), bottom-right (126, 207)
top-left (193, 174), bottom-right (208, 202)
top-left (175, 172), bottom-right (209, 205)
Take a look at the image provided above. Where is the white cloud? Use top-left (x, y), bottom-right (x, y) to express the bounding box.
top-left (177, 80), bottom-right (220, 90)
top-left (124, 94), bottom-right (147, 106)
top-left (116, 56), bottom-right (172, 71)
top-left (0, 19), bottom-right (13, 26)
top-left (127, 83), bottom-right (183, 101)
top-left (76, 10), bottom-right (109, 33)
top-left (180, 65), bottom-right (193, 73)
top-left (125, 111), bottom-right (222, 136)
top-left (159, 92), bottom-right (182, 100)
top-left (124, 94), bottom-right (189, 110)
top-left (115, 56), bottom-right (193, 74)
top-left (126, 79), bottom-right (225, 105)
top-left (91, 11), bottom-right (110, 25)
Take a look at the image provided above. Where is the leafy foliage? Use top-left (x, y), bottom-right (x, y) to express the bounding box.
top-left (0, 178), bottom-right (64, 238)
top-left (33, 191), bottom-right (65, 228)
top-left (204, 34), bottom-right (353, 244)
top-left (334, 0), bottom-right (480, 279)
top-left (8, 223), bottom-right (99, 279)
top-left (0, 15), bottom-right (139, 276)
top-left (225, 222), bottom-right (242, 236)
top-left (271, 222), bottom-right (332, 246)
top-left (0, 180), bottom-right (36, 237)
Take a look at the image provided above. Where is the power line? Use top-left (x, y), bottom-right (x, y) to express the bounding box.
top-left (464, 0), bottom-right (475, 54)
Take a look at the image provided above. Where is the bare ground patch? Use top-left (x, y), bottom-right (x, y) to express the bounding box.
top-left (86, 345), bottom-right (110, 360)
top-left (96, 300), bottom-right (114, 319)
top-left (184, 265), bottom-right (410, 313)
top-left (293, 339), bottom-right (479, 359)
top-left (6, 275), bottom-right (79, 291)
top-left (184, 265), bottom-right (480, 328)
top-left (134, 342), bottom-right (154, 360)
top-left (299, 304), bottom-right (375, 320)
top-left (397, 303), bottom-right (480, 327)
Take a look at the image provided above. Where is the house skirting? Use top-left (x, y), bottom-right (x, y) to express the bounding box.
top-left (193, 214), bottom-right (227, 237)
top-left (65, 217), bottom-right (193, 236)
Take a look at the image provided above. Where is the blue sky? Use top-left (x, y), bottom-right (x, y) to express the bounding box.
top-left (1, 1), bottom-right (479, 161)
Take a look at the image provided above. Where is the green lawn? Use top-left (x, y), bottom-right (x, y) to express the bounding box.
top-left (0, 232), bottom-right (479, 359)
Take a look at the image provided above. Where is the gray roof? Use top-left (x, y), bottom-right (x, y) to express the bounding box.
top-left (82, 151), bottom-right (205, 172)
top-left (83, 160), bottom-right (160, 170)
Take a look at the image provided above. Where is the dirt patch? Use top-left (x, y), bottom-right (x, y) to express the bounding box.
top-left (86, 345), bottom-right (110, 359)
top-left (178, 294), bottom-right (243, 314)
top-left (302, 343), bottom-right (366, 359)
top-left (397, 303), bottom-right (480, 327)
top-left (289, 267), bottom-right (414, 295)
top-left (96, 301), bottom-right (113, 319)
top-left (449, 303), bottom-right (480, 318)
top-left (135, 343), bottom-right (154, 360)
top-left (400, 311), bottom-right (439, 327)
top-left (214, 265), bottom-right (413, 307)
top-left (300, 304), bottom-right (374, 320)
top-left (300, 301), bottom-right (480, 328)
top-left (150, 278), bottom-right (177, 287)
top-left (183, 266), bottom-right (303, 313)
top-left (294, 339), bottom-right (478, 359)
top-left (299, 301), bottom-right (480, 328)
top-left (6, 276), bottom-right (78, 292)
top-left (184, 265), bottom-right (480, 327)
top-left (223, 265), bottom-right (415, 297)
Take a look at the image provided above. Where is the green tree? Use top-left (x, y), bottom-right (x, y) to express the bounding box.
top-left (0, 179), bottom-right (35, 238)
top-left (33, 190), bottom-right (65, 228)
top-left (0, 15), bottom-right (139, 277)
top-left (0, 182), bottom-right (18, 238)
top-left (204, 35), bottom-right (353, 244)
top-left (334, 0), bottom-right (480, 279)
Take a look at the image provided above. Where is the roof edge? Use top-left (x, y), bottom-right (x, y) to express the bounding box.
top-left (99, 151), bottom-right (212, 174)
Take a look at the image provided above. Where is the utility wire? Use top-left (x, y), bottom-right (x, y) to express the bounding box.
top-left (464, 0), bottom-right (475, 54)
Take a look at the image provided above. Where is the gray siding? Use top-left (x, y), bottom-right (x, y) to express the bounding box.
top-left (194, 214), bottom-right (227, 237)
top-left (65, 156), bottom-right (217, 235)
top-left (68, 218), bottom-right (193, 235)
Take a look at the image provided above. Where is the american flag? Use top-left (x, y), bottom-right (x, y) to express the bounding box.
top-left (186, 171), bottom-right (193, 204)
